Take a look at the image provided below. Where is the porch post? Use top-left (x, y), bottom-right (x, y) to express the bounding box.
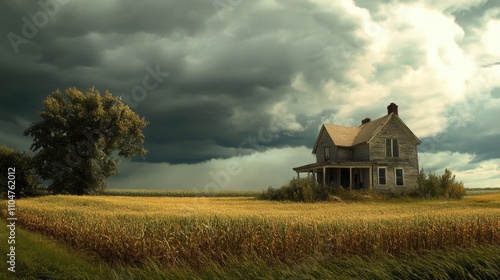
top-left (337, 169), bottom-right (340, 186)
top-left (322, 166), bottom-right (326, 186)
top-left (359, 168), bottom-right (362, 188)
top-left (369, 166), bottom-right (373, 191)
top-left (349, 167), bottom-right (352, 191)
top-left (297, 172), bottom-right (300, 179)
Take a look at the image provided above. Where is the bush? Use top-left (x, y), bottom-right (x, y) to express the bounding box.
top-left (0, 145), bottom-right (42, 198)
top-left (441, 169), bottom-right (467, 199)
top-left (413, 168), bottom-right (466, 199)
top-left (257, 177), bottom-right (329, 202)
top-left (327, 185), bottom-right (345, 196)
top-left (325, 185), bottom-right (379, 201)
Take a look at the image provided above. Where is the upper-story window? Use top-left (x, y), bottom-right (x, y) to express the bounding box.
top-left (385, 138), bottom-right (399, 157)
top-left (324, 146), bottom-right (330, 161)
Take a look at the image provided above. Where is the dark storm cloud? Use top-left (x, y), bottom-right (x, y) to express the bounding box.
top-left (423, 92), bottom-right (500, 164)
top-left (36, 36), bottom-right (103, 69)
top-left (174, 40), bottom-right (294, 94)
top-left (372, 40), bottom-right (427, 84)
top-left (1, 0), bottom-right (498, 179)
top-left (452, 0), bottom-right (497, 28)
top-left (0, 0), bottom-right (367, 164)
top-left (423, 128), bottom-right (500, 165)
top-left (482, 61), bottom-right (500, 68)
top-left (450, 0), bottom-right (498, 49)
top-left (492, 87), bottom-right (500, 98)
top-left (139, 90), bottom-right (312, 163)
top-left (0, 0), bottom-right (498, 189)
top-left (0, 0), bottom-right (215, 40)
top-left (0, 50), bottom-right (63, 121)
top-left (113, 1), bottom-right (369, 163)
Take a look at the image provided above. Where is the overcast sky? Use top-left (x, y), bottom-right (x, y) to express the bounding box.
top-left (1, 0), bottom-right (499, 190)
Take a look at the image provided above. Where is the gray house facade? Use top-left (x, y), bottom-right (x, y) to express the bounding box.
top-left (293, 103), bottom-right (421, 193)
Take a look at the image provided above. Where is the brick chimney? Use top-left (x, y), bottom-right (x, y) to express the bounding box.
top-left (387, 103), bottom-right (398, 116)
top-left (361, 117), bottom-right (371, 125)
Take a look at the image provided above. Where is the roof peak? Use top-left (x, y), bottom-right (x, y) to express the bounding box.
top-left (320, 114), bottom-right (393, 147)
top-left (322, 114), bottom-right (392, 129)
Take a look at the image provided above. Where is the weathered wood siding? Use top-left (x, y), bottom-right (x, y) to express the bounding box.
top-left (337, 147), bottom-right (353, 161)
top-left (369, 118), bottom-right (419, 192)
top-left (310, 115), bottom-right (419, 193)
top-left (353, 143), bottom-right (369, 161)
top-left (315, 129), bottom-right (336, 162)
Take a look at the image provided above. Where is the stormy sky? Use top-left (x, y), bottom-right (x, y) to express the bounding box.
top-left (1, 0), bottom-right (499, 190)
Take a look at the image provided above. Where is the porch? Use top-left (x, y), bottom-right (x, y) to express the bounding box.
top-left (292, 162), bottom-right (373, 190)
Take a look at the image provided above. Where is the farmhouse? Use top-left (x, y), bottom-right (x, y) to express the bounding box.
top-left (293, 103), bottom-right (421, 193)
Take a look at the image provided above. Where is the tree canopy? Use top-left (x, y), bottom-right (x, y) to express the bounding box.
top-left (0, 145), bottom-right (40, 198)
top-left (24, 87), bottom-right (148, 195)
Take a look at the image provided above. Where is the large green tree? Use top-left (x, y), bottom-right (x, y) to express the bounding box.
top-left (0, 145), bottom-right (40, 198)
top-left (24, 87), bottom-right (148, 195)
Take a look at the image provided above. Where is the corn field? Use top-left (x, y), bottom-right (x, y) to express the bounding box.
top-left (4, 194), bottom-right (500, 269)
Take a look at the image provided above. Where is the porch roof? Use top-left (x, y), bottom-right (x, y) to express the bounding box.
top-left (292, 161), bottom-right (378, 172)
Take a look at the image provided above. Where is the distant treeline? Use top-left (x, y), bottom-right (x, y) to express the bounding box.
top-left (465, 188), bottom-right (500, 196)
top-left (102, 189), bottom-right (260, 197)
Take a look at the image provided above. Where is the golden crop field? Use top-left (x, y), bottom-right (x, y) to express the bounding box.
top-left (5, 194), bottom-right (500, 269)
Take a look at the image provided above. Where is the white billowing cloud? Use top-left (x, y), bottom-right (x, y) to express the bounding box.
top-left (446, 6), bottom-right (500, 129)
top-left (483, 19), bottom-right (500, 56)
top-left (447, 68), bottom-right (500, 129)
top-left (418, 151), bottom-right (500, 188)
top-left (268, 100), bottom-right (306, 133)
top-left (455, 159), bottom-right (500, 188)
top-left (109, 146), bottom-right (313, 190)
top-left (273, 1), bottom-right (483, 140)
top-left (462, 7), bottom-right (500, 67)
top-left (419, 151), bottom-right (475, 172)
top-left (378, 4), bottom-right (476, 134)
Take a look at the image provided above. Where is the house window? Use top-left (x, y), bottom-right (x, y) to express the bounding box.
top-left (385, 138), bottom-right (399, 157)
top-left (324, 147), bottom-right (330, 161)
top-left (378, 167), bottom-right (386, 185)
top-left (395, 168), bottom-right (404, 186)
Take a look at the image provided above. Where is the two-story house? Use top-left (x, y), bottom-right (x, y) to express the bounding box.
top-left (292, 103), bottom-right (421, 193)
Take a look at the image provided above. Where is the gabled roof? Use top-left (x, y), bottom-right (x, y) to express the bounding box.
top-left (312, 113), bottom-right (420, 154)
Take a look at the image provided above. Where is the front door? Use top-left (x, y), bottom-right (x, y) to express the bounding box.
top-left (340, 168), bottom-right (350, 189)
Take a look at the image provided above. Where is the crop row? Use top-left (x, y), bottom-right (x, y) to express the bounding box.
top-left (12, 207), bottom-right (500, 269)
